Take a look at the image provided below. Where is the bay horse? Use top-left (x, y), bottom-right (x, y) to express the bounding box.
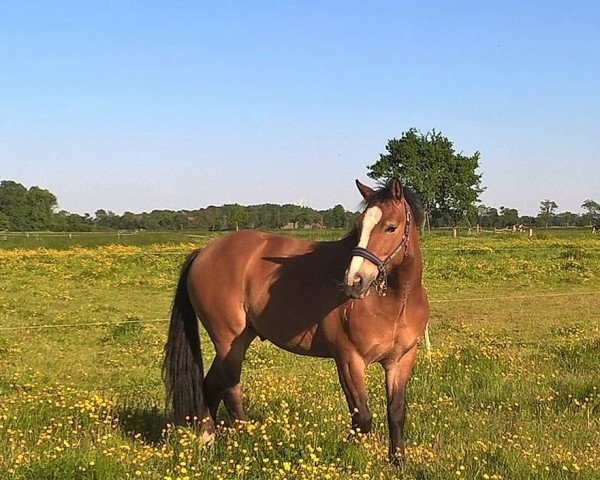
top-left (163, 178), bottom-right (429, 463)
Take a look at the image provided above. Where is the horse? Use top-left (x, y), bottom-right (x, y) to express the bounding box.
top-left (163, 178), bottom-right (429, 463)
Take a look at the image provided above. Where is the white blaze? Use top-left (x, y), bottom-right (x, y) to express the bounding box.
top-left (347, 206), bottom-right (382, 285)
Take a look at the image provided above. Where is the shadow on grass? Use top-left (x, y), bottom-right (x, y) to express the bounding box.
top-left (115, 404), bottom-right (168, 445)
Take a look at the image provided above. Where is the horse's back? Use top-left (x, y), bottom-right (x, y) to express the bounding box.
top-left (187, 229), bottom-right (314, 319)
top-left (192, 229), bottom-right (313, 277)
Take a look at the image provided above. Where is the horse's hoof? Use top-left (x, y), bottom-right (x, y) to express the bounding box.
top-left (389, 449), bottom-right (405, 466)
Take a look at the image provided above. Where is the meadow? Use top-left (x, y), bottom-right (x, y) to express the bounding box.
top-left (0, 229), bottom-right (599, 479)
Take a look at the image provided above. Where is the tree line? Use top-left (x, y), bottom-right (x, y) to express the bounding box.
top-left (2, 178), bottom-right (597, 233)
top-left (2, 129), bottom-right (598, 232)
top-left (0, 180), bottom-right (356, 232)
top-left (93, 203), bottom-right (355, 232)
top-left (475, 201), bottom-right (599, 229)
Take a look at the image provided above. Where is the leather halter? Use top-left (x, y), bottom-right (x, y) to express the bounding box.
top-left (350, 202), bottom-right (412, 296)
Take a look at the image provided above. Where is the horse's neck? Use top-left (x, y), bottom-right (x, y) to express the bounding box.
top-left (336, 230), bottom-right (359, 250)
top-left (388, 233), bottom-right (423, 291)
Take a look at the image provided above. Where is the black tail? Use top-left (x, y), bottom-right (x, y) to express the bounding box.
top-left (163, 249), bottom-right (204, 425)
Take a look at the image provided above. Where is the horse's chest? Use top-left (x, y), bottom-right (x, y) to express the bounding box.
top-left (344, 303), bottom-right (420, 362)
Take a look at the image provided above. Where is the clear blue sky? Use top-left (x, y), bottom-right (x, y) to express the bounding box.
top-left (2, 1), bottom-right (599, 215)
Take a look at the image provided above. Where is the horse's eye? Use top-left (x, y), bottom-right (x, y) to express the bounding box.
top-left (385, 225), bottom-right (397, 234)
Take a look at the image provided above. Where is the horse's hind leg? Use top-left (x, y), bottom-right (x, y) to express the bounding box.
top-left (203, 327), bottom-right (256, 423)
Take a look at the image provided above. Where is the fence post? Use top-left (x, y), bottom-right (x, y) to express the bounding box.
top-left (453, 227), bottom-right (457, 238)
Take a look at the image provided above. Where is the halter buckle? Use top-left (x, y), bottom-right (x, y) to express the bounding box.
top-left (374, 269), bottom-right (388, 296)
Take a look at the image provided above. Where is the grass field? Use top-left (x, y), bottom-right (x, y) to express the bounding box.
top-left (1, 230), bottom-right (599, 479)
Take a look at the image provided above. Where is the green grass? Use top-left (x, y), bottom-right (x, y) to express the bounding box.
top-left (2, 225), bottom-right (593, 250)
top-left (0, 231), bottom-right (599, 479)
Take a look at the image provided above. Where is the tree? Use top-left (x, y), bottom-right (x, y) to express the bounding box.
top-left (0, 181), bottom-right (29, 229)
top-left (538, 199), bottom-right (558, 227)
top-left (581, 199), bottom-right (600, 225)
top-left (245, 208), bottom-right (259, 229)
top-left (322, 204), bottom-right (348, 228)
top-left (121, 212), bottom-right (143, 230)
top-left (0, 212), bottom-right (9, 230)
top-left (556, 211), bottom-right (581, 227)
top-left (95, 209), bottom-right (120, 229)
top-left (367, 128), bottom-right (484, 228)
top-left (51, 210), bottom-right (94, 231)
top-left (26, 186), bottom-right (57, 229)
top-left (0, 180), bottom-right (57, 230)
top-left (227, 204), bottom-right (246, 231)
top-left (476, 205), bottom-right (498, 228)
top-left (498, 206), bottom-right (519, 227)
top-left (204, 206), bottom-right (220, 231)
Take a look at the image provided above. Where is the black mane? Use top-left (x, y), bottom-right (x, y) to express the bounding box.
top-left (359, 179), bottom-right (425, 228)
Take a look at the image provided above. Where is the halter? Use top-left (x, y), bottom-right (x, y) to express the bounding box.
top-left (350, 203), bottom-right (412, 296)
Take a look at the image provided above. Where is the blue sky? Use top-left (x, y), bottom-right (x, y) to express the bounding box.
top-left (2, 1), bottom-right (599, 215)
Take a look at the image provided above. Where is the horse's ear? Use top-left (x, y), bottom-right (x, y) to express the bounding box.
top-left (390, 177), bottom-right (404, 200)
top-left (355, 180), bottom-right (375, 200)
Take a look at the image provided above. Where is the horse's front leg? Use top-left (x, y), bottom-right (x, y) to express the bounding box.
top-left (383, 344), bottom-right (418, 465)
top-left (335, 352), bottom-right (371, 434)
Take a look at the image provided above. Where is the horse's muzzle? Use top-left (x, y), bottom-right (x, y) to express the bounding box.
top-left (344, 272), bottom-right (374, 299)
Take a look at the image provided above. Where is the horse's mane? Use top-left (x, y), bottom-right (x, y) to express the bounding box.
top-left (403, 187), bottom-right (426, 228)
top-left (359, 179), bottom-right (426, 228)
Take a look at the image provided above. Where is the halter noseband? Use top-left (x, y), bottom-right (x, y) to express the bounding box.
top-left (350, 204), bottom-right (411, 296)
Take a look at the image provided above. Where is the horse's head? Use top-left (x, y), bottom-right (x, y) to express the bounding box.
top-left (344, 178), bottom-right (412, 299)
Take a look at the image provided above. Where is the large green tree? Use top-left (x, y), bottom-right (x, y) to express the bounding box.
top-left (367, 128), bottom-right (484, 227)
top-left (0, 180), bottom-right (57, 230)
top-left (0, 181), bottom-right (28, 229)
top-left (26, 186), bottom-right (58, 229)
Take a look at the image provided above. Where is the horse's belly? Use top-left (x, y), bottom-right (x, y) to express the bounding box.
top-left (271, 337), bottom-right (331, 358)
top-left (245, 271), bottom-right (345, 359)
top-left (250, 314), bottom-right (331, 358)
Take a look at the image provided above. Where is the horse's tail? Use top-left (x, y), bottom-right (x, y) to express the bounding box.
top-left (163, 249), bottom-right (206, 426)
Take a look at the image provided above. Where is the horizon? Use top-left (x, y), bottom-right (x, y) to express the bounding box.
top-left (2, 2), bottom-right (599, 217)
top-left (2, 177), bottom-right (593, 219)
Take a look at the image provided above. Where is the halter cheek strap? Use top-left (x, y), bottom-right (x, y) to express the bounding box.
top-left (350, 206), bottom-right (411, 296)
